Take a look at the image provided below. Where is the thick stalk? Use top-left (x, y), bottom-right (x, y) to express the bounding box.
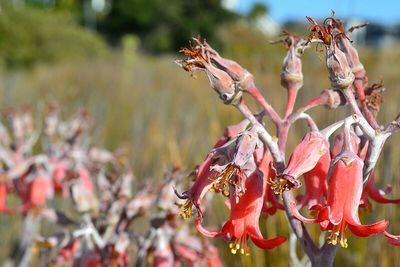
top-left (353, 71), bottom-right (380, 129)
top-left (245, 82), bottom-right (282, 126)
top-left (284, 85), bottom-right (298, 118)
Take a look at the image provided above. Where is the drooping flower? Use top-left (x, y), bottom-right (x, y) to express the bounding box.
top-left (195, 172), bottom-right (287, 254)
top-left (271, 131), bottom-right (329, 196)
top-left (257, 148), bottom-right (284, 215)
top-left (176, 126), bottom-right (257, 219)
top-left (297, 151), bottom-right (330, 211)
top-left (330, 131), bottom-right (360, 159)
top-left (291, 150), bottom-right (388, 248)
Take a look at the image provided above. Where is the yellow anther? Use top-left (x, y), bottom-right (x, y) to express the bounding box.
top-left (231, 248), bottom-right (237, 254)
top-left (340, 238), bottom-right (348, 248)
top-left (229, 242), bottom-right (235, 249)
top-left (240, 248), bottom-right (245, 255)
top-left (211, 165), bottom-right (238, 197)
top-left (268, 177), bottom-right (289, 200)
top-left (177, 200), bottom-right (193, 219)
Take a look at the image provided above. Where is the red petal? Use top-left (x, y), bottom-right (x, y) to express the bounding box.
top-left (365, 172), bottom-right (400, 204)
top-left (247, 226), bottom-right (286, 249)
top-left (195, 219), bottom-right (222, 238)
top-left (347, 220), bottom-right (388, 237)
top-left (283, 132), bottom-right (329, 181)
top-left (289, 202), bottom-right (320, 223)
top-left (384, 231), bottom-right (400, 246)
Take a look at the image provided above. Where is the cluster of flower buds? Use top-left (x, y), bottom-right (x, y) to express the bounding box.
top-left (0, 105), bottom-right (221, 267)
top-left (177, 13), bottom-right (400, 265)
top-left (175, 37), bottom-right (258, 104)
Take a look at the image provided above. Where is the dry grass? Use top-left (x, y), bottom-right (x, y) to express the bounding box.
top-left (0, 41), bottom-right (399, 265)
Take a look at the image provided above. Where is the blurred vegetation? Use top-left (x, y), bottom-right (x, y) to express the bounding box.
top-left (0, 1), bottom-right (400, 266)
top-left (0, 2), bottom-right (106, 68)
top-left (98, 0), bottom-right (238, 52)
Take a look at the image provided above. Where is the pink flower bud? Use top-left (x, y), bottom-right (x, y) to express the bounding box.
top-left (336, 36), bottom-right (365, 75)
top-left (281, 132), bottom-right (329, 190)
top-left (326, 41), bottom-right (354, 89)
top-left (203, 62), bottom-right (237, 103)
top-left (280, 35), bottom-right (306, 90)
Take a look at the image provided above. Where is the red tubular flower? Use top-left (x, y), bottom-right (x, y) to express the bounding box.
top-left (176, 149), bottom-right (221, 220)
top-left (176, 128), bottom-right (257, 219)
top-left (330, 132), bottom-right (359, 159)
top-left (271, 131), bottom-right (329, 195)
top-left (297, 151), bottom-right (330, 211)
top-left (291, 150), bottom-right (388, 248)
top-left (195, 172), bottom-right (287, 254)
top-left (257, 149), bottom-right (284, 215)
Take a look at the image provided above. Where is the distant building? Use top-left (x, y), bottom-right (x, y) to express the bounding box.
top-left (347, 18), bottom-right (400, 47)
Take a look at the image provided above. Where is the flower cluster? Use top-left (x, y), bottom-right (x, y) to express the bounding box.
top-left (176, 13), bottom-right (400, 265)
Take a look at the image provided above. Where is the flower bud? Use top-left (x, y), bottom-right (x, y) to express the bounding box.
top-left (280, 36), bottom-right (306, 90)
top-left (320, 89), bottom-right (345, 109)
top-left (336, 37), bottom-right (365, 75)
top-left (197, 38), bottom-right (248, 83)
top-left (203, 62), bottom-right (237, 104)
top-left (326, 41), bottom-right (354, 89)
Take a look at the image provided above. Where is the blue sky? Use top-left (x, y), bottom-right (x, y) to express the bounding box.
top-left (237, 0), bottom-right (400, 25)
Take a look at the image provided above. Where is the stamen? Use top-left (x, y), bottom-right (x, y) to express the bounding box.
top-left (177, 200), bottom-right (193, 219)
top-left (211, 165), bottom-right (238, 197)
top-left (340, 237), bottom-right (348, 248)
top-left (327, 221), bottom-right (349, 248)
top-left (228, 231), bottom-right (251, 256)
top-left (268, 177), bottom-right (290, 200)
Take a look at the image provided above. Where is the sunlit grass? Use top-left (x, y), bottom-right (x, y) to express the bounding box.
top-left (0, 42), bottom-right (399, 265)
